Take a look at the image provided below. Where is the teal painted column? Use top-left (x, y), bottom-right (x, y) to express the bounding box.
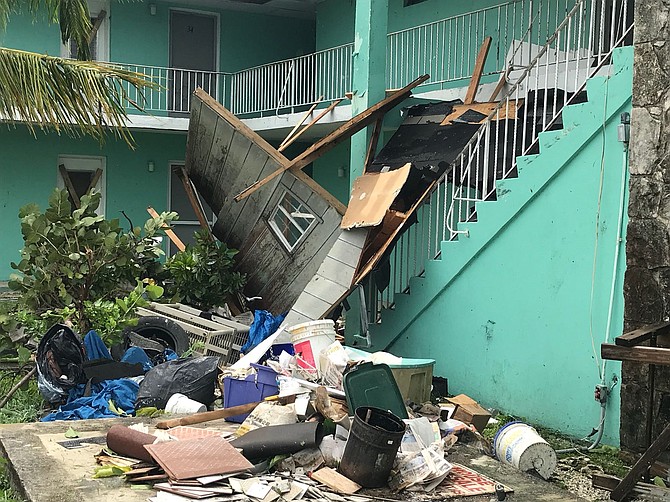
top-left (345, 0), bottom-right (388, 347)
top-left (349, 0), bottom-right (389, 188)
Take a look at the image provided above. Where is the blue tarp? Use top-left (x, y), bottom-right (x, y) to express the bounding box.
top-left (240, 310), bottom-right (286, 354)
top-left (42, 378), bottom-right (140, 421)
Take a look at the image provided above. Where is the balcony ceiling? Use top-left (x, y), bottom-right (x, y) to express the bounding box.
top-left (176, 0), bottom-right (325, 19)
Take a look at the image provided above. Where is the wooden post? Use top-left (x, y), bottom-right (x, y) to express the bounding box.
top-left (146, 206), bottom-right (185, 252)
top-left (611, 422), bottom-right (670, 501)
top-left (177, 166), bottom-right (214, 240)
top-left (278, 98), bottom-right (344, 153)
top-left (86, 168), bottom-right (103, 194)
top-left (465, 37), bottom-right (492, 105)
top-left (278, 97), bottom-right (323, 151)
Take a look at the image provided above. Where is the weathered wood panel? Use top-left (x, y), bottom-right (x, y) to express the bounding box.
top-left (262, 206), bottom-right (342, 314)
top-left (210, 131), bottom-right (253, 211)
top-left (198, 116), bottom-right (235, 211)
top-left (185, 90), bottom-right (358, 319)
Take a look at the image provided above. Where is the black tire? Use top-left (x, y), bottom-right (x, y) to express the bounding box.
top-left (112, 316), bottom-right (191, 359)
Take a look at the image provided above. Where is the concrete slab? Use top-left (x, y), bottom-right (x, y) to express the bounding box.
top-left (0, 418), bottom-right (585, 502)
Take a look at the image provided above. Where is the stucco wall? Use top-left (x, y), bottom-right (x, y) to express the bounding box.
top-left (621, 0), bottom-right (670, 453)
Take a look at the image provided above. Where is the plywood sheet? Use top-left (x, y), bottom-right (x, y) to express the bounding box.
top-left (341, 163), bottom-right (411, 229)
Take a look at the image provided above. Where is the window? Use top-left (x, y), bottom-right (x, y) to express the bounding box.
top-left (57, 156), bottom-right (106, 214)
top-left (269, 191), bottom-right (317, 252)
top-left (167, 163), bottom-right (215, 255)
top-left (61, 0), bottom-right (109, 61)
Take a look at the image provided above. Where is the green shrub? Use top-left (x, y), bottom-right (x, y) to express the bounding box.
top-left (166, 230), bottom-right (245, 310)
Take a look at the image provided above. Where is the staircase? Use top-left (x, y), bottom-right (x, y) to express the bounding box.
top-left (351, 0), bottom-right (634, 351)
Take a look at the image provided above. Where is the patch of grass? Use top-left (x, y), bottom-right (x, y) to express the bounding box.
top-left (0, 460), bottom-right (24, 502)
top-left (0, 371), bottom-right (43, 425)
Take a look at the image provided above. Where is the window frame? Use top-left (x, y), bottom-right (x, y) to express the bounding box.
top-left (60, 0), bottom-right (110, 61)
top-left (268, 190), bottom-right (319, 253)
top-left (56, 155), bottom-right (106, 215)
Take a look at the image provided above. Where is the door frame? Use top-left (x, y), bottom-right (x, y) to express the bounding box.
top-left (56, 154), bottom-right (107, 214)
top-left (168, 8), bottom-right (221, 73)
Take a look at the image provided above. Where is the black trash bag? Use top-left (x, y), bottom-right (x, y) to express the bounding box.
top-left (135, 356), bottom-right (220, 409)
top-left (36, 323), bottom-right (87, 403)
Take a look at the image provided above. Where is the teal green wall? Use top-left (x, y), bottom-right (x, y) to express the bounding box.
top-left (1, 3), bottom-right (314, 71)
top-left (380, 47), bottom-right (633, 444)
top-left (0, 127), bottom-right (187, 280)
top-left (312, 140), bottom-right (351, 205)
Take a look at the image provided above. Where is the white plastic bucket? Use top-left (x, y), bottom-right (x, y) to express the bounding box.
top-left (165, 393), bottom-right (207, 414)
top-left (493, 422), bottom-right (557, 480)
top-left (286, 320), bottom-right (336, 376)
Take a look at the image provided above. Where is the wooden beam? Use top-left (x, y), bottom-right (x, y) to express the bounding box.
top-left (279, 99), bottom-right (343, 153)
top-left (177, 166), bottom-right (214, 240)
top-left (616, 321), bottom-right (670, 347)
top-left (88, 10), bottom-right (107, 45)
top-left (464, 37), bottom-right (492, 105)
top-left (147, 206), bottom-right (185, 252)
top-left (86, 168), bottom-right (103, 194)
top-left (364, 117), bottom-right (383, 171)
top-left (278, 97), bottom-right (323, 151)
top-left (58, 164), bottom-right (81, 209)
top-left (234, 74), bottom-right (430, 202)
top-left (601, 343), bottom-right (670, 366)
top-left (611, 422), bottom-right (670, 501)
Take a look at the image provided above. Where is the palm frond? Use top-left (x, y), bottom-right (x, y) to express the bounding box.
top-left (0, 47), bottom-right (159, 146)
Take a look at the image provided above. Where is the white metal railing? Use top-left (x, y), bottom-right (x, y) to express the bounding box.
top-left (387, 0), bottom-right (587, 90)
top-left (113, 63), bottom-right (230, 114)
top-left (229, 44), bottom-right (354, 116)
top-left (364, 0), bottom-right (633, 323)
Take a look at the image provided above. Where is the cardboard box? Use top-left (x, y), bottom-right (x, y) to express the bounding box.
top-left (447, 394), bottom-right (492, 432)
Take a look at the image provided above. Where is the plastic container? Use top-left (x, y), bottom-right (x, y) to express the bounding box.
top-left (346, 347), bottom-right (435, 403)
top-left (165, 393), bottom-right (207, 414)
top-left (286, 320), bottom-right (336, 376)
top-left (222, 363), bottom-right (279, 423)
top-left (339, 406), bottom-right (406, 487)
top-left (493, 422), bottom-right (557, 480)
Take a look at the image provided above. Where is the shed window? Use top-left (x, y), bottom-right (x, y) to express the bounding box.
top-left (269, 191), bottom-right (316, 252)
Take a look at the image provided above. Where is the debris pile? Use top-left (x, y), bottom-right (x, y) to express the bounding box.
top-left (29, 311), bottom-right (562, 501)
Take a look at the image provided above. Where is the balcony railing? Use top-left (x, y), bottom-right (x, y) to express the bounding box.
top-left (113, 63), bottom-right (231, 115)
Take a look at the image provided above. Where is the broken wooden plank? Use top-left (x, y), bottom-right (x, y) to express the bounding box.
top-left (279, 97), bottom-right (323, 151)
top-left (311, 467), bottom-right (361, 495)
top-left (279, 99), bottom-right (344, 153)
top-left (489, 69), bottom-right (509, 102)
top-left (601, 344), bottom-right (670, 366)
top-left (58, 164), bottom-right (81, 209)
top-left (147, 206), bottom-right (185, 252)
top-left (615, 322), bottom-right (670, 347)
top-left (440, 100), bottom-right (521, 126)
top-left (177, 165), bottom-right (214, 240)
top-left (611, 422), bottom-right (670, 501)
top-left (234, 74), bottom-right (430, 202)
top-left (364, 117), bottom-right (383, 171)
top-left (464, 37), bottom-right (492, 105)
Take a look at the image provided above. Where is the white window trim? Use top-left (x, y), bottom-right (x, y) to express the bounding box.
top-left (268, 190), bottom-right (318, 253)
top-left (56, 155), bottom-right (107, 215)
top-left (60, 0), bottom-right (110, 61)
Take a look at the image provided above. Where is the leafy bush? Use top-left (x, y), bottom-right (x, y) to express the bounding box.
top-left (166, 230), bottom-right (245, 310)
top-left (3, 189), bottom-right (173, 347)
